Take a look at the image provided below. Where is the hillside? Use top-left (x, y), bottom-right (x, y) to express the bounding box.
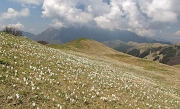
top-left (104, 40), bottom-right (180, 65)
top-left (103, 40), bottom-right (169, 53)
top-left (127, 45), bottom-right (180, 65)
top-left (0, 32), bottom-right (180, 108)
top-left (56, 38), bottom-right (118, 55)
top-left (175, 64), bottom-right (180, 68)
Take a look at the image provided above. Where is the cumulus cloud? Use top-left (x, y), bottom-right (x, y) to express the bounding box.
top-left (42, 0), bottom-right (94, 26)
top-left (42, 0), bottom-right (111, 27)
top-left (135, 29), bottom-right (155, 37)
top-left (10, 0), bottom-right (43, 5)
top-left (0, 22), bottom-right (25, 30)
top-left (50, 19), bottom-right (64, 28)
top-left (0, 8), bottom-right (29, 20)
top-left (122, 1), bottom-right (145, 29)
top-left (41, 0), bottom-right (180, 37)
top-left (94, 16), bottom-right (114, 30)
top-left (7, 22), bottom-right (25, 29)
top-left (174, 31), bottom-right (180, 37)
top-left (144, 0), bottom-right (177, 22)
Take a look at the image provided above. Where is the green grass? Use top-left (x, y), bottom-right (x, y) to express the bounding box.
top-left (174, 64), bottom-right (180, 68)
top-left (47, 44), bottom-right (64, 49)
top-left (0, 32), bottom-right (180, 108)
top-left (0, 60), bottom-right (10, 66)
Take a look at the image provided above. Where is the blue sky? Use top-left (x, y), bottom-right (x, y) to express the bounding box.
top-left (0, 0), bottom-right (51, 34)
top-left (0, 0), bottom-right (180, 42)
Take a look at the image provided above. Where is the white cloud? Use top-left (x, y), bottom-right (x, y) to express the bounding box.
top-left (7, 22), bottom-right (25, 29)
top-left (135, 29), bottom-right (155, 37)
top-left (122, 1), bottom-right (145, 29)
top-left (10, 0), bottom-right (43, 5)
top-left (0, 8), bottom-right (29, 20)
top-left (41, 0), bottom-right (180, 37)
top-left (42, 0), bottom-right (94, 25)
top-left (21, 4), bottom-right (36, 8)
top-left (151, 10), bottom-right (177, 23)
top-left (174, 31), bottom-right (180, 37)
top-left (140, 0), bottom-right (178, 23)
top-left (0, 22), bottom-right (24, 30)
top-left (50, 19), bottom-right (64, 28)
top-left (94, 16), bottom-right (114, 30)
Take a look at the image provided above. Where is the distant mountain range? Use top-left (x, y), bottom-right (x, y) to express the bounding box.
top-left (32, 26), bottom-right (171, 44)
top-left (23, 31), bottom-right (35, 39)
top-left (23, 27), bottom-right (180, 66)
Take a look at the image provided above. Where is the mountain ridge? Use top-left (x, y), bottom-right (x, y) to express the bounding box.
top-left (22, 31), bottom-right (35, 38)
top-left (34, 27), bottom-right (62, 44)
top-left (33, 26), bottom-right (171, 44)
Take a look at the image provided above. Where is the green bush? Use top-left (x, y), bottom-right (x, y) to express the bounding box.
top-left (2, 26), bottom-right (23, 36)
top-left (153, 56), bottom-right (160, 61)
top-left (151, 46), bottom-right (163, 52)
top-left (0, 60), bottom-right (10, 66)
top-left (159, 47), bottom-right (174, 55)
top-left (127, 49), bottom-right (140, 57)
top-left (114, 43), bottom-right (133, 53)
top-left (139, 49), bottom-right (150, 58)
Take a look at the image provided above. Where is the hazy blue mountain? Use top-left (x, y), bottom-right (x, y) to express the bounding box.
top-left (34, 27), bottom-right (62, 44)
top-left (34, 26), bottom-right (171, 44)
top-left (22, 31), bottom-right (35, 39)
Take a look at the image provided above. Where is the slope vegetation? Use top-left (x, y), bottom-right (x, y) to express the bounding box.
top-left (0, 32), bottom-right (180, 108)
top-left (128, 45), bottom-right (180, 65)
top-left (104, 40), bottom-right (180, 65)
top-left (63, 38), bottom-right (119, 54)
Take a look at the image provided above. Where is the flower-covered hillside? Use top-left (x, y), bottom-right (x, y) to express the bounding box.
top-left (0, 32), bottom-right (179, 108)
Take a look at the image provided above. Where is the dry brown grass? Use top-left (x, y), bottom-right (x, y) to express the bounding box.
top-left (127, 42), bottom-right (168, 50)
top-left (62, 38), bottom-right (180, 97)
top-left (63, 38), bottom-right (119, 55)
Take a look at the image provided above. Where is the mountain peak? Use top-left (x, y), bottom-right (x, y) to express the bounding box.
top-left (33, 26), bottom-right (171, 44)
top-left (33, 27), bottom-right (61, 43)
top-left (47, 27), bottom-right (56, 31)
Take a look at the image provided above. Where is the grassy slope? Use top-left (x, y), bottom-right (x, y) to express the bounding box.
top-left (104, 40), bottom-right (180, 66)
top-left (174, 64), bottom-right (180, 68)
top-left (103, 40), bottom-right (168, 52)
top-left (0, 33), bottom-right (180, 108)
top-left (126, 41), bottom-right (168, 51)
top-left (53, 38), bottom-right (119, 54)
top-left (50, 39), bottom-right (180, 90)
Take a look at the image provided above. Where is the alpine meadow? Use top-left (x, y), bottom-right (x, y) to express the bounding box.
top-left (0, 32), bottom-right (180, 108)
top-left (1, 0), bottom-right (180, 108)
